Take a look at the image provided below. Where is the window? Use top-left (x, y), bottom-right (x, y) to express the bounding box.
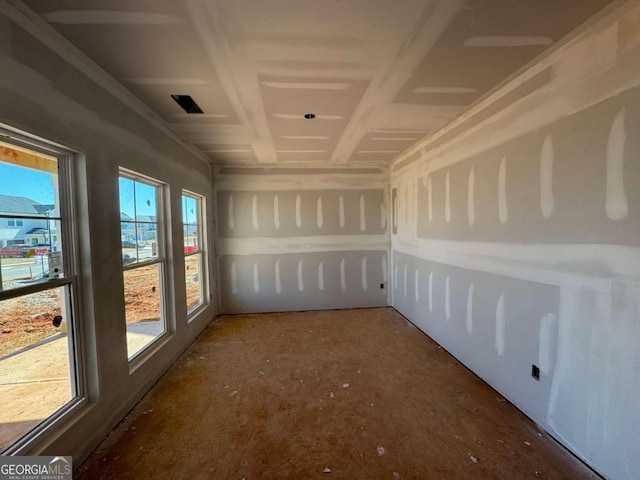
top-left (119, 172), bottom-right (166, 360)
top-left (0, 135), bottom-right (83, 453)
top-left (182, 192), bottom-right (206, 316)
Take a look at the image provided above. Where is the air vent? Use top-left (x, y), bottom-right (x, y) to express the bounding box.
top-left (171, 95), bottom-right (204, 114)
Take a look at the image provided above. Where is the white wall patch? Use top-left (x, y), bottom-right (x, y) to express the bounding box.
top-left (317, 196), bottom-right (324, 228)
top-left (382, 254), bottom-right (388, 283)
top-left (605, 107), bottom-right (628, 221)
top-left (230, 262), bottom-right (237, 295)
top-left (403, 264), bottom-right (408, 298)
top-left (275, 259), bottom-right (282, 294)
top-left (296, 194), bottom-right (302, 228)
top-left (466, 284), bottom-right (474, 336)
top-left (273, 194), bottom-right (280, 229)
top-left (318, 262), bottom-right (325, 291)
top-left (297, 259), bottom-right (304, 292)
top-left (427, 176), bottom-right (433, 222)
top-left (445, 275), bottom-right (451, 321)
top-left (445, 170), bottom-right (451, 224)
top-left (468, 167), bottom-right (476, 226)
top-left (228, 194), bottom-right (235, 230)
top-left (495, 293), bottom-right (506, 357)
top-left (361, 256), bottom-right (368, 291)
top-left (251, 194), bottom-right (260, 231)
top-left (252, 262), bottom-right (260, 293)
top-left (539, 313), bottom-right (558, 375)
top-left (540, 134), bottom-right (555, 219)
top-left (428, 271), bottom-right (434, 313)
top-left (498, 157), bottom-right (509, 224)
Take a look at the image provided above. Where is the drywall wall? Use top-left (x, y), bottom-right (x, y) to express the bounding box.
top-left (216, 169), bottom-right (389, 313)
top-left (391, 3), bottom-right (640, 479)
top-left (0, 1), bottom-right (216, 463)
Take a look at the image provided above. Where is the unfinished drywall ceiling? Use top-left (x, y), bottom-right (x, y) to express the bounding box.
top-left (21, 0), bottom-right (613, 167)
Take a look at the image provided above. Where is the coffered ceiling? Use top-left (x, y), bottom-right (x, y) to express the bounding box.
top-left (23, 0), bottom-right (614, 167)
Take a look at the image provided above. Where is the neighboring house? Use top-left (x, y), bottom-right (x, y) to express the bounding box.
top-left (120, 212), bottom-right (157, 244)
top-left (0, 194), bottom-right (57, 249)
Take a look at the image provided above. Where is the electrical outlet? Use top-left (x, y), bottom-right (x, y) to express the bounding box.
top-left (531, 364), bottom-right (540, 381)
top-left (380, 283), bottom-right (384, 289)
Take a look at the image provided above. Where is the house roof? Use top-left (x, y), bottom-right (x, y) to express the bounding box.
top-left (26, 227), bottom-right (48, 235)
top-left (0, 194), bottom-right (42, 215)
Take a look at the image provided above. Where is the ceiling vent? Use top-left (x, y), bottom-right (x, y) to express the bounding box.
top-left (171, 95), bottom-right (204, 114)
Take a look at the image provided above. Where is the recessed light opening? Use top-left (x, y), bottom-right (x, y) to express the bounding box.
top-left (171, 95), bottom-right (204, 114)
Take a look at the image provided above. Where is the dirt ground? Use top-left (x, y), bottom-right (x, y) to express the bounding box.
top-left (1, 256), bottom-right (200, 358)
top-left (0, 289), bottom-right (61, 357)
top-left (76, 308), bottom-right (599, 480)
top-left (0, 336), bottom-right (71, 451)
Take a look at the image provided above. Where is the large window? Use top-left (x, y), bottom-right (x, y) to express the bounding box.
top-left (119, 172), bottom-right (166, 360)
top-left (182, 192), bottom-right (206, 316)
top-left (0, 136), bottom-right (83, 453)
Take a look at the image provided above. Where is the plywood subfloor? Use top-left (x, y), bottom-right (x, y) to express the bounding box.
top-left (77, 308), bottom-right (598, 480)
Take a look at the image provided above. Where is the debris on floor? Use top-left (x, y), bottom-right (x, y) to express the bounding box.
top-left (343, 383), bottom-right (350, 388)
top-left (73, 309), bottom-right (599, 480)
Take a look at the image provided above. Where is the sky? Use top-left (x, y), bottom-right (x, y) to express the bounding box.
top-left (0, 159), bottom-right (174, 219)
top-left (118, 177), bottom-right (157, 218)
top-left (0, 161), bottom-right (56, 205)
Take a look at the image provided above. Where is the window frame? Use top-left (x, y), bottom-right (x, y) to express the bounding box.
top-left (181, 190), bottom-right (208, 319)
top-left (0, 126), bottom-right (87, 454)
top-left (118, 168), bottom-right (169, 363)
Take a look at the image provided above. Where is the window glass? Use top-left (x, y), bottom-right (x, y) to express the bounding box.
top-left (119, 172), bottom-right (166, 360)
top-left (123, 263), bottom-right (164, 358)
top-left (185, 253), bottom-right (202, 312)
top-left (0, 140), bottom-right (79, 453)
top-left (181, 192), bottom-right (205, 316)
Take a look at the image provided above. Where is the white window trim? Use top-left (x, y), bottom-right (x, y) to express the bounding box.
top-left (182, 190), bottom-right (208, 319)
top-left (118, 168), bottom-right (170, 364)
top-left (0, 125), bottom-right (87, 454)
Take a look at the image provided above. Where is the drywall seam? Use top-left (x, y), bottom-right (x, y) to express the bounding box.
top-left (391, 25), bottom-right (635, 176)
top-left (392, 241), bottom-right (637, 293)
top-left (215, 174), bottom-right (388, 191)
top-left (390, 1), bottom-right (627, 173)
